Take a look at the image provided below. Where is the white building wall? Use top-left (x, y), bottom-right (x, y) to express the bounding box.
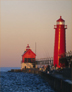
top-left (21, 63), bottom-right (38, 69)
top-left (21, 63), bottom-right (33, 69)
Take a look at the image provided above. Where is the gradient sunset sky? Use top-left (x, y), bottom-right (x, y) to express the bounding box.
top-left (1, 0), bottom-right (72, 67)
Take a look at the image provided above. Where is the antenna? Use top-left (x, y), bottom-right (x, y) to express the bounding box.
top-left (35, 42), bottom-right (36, 55)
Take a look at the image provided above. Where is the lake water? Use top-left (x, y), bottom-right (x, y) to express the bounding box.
top-left (0, 67), bottom-right (56, 92)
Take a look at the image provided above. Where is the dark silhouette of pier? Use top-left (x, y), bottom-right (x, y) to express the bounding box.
top-left (36, 51), bottom-right (72, 68)
top-left (36, 57), bottom-right (53, 65)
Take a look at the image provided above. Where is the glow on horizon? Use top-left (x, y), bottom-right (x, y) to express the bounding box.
top-left (1, 1), bottom-right (72, 67)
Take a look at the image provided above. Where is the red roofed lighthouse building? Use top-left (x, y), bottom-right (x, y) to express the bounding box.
top-left (21, 44), bottom-right (36, 69)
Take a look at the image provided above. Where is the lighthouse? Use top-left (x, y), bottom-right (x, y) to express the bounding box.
top-left (54, 16), bottom-right (67, 68)
top-left (21, 44), bottom-right (36, 69)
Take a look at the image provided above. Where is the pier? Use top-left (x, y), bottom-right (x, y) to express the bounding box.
top-left (8, 68), bottom-right (72, 92)
top-left (36, 57), bottom-right (53, 65)
top-left (8, 51), bottom-right (72, 92)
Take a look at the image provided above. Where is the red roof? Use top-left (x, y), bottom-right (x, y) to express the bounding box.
top-left (57, 16), bottom-right (65, 22)
top-left (22, 49), bottom-right (36, 56)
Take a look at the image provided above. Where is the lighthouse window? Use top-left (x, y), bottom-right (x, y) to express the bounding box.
top-left (57, 22), bottom-right (64, 25)
top-left (59, 22), bottom-right (62, 25)
top-left (25, 58), bottom-right (27, 62)
top-left (28, 58), bottom-right (31, 63)
top-left (32, 58), bottom-right (35, 62)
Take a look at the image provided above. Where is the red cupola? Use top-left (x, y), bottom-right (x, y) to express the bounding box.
top-left (57, 16), bottom-right (64, 22)
top-left (26, 44), bottom-right (30, 51)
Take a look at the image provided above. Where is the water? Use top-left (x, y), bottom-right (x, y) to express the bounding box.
top-left (0, 67), bottom-right (21, 72)
top-left (0, 67), bottom-right (56, 92)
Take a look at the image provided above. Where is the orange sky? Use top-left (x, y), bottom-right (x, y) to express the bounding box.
top-left (1, 1), bottom-right (72, 67)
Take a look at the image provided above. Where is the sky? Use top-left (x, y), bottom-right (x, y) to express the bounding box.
top-left (0, 0), bottom-right (72, 67)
